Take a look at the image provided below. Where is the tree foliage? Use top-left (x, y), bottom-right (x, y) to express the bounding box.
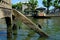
top-left (42, 0), bottom-right (60, 13)
top-left (28, 0), bottom-right (38, 10)
top-left (12, 4), bottom-right (17, 9)
top-left (58, 0), bottom-right (60, 9)
top-left (17, 2), bottom-right (22, 9)
top-left (42, 0), bottom-right (52, 14)
top-left (12, 2), bottom-right (22, 11)
top-left (52, 0), bottom-right (60, 12)
top-left (24, 0), bottom-right (38, 14)
top-left (53, 0), bottom-right (59, 9)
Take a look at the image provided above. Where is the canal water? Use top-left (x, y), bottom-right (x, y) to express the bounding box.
top-left (0, 17), bottom-right (60, 40)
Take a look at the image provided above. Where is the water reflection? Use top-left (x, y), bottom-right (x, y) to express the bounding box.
top-left (37, 37), bottom-right (47, 40)
top-left (24, 30), bottom-right (35, 40)
top-left (12, 29), bottom-right (17, 40)
top-left (7, 24), bottom-right (18, 40)
top-left (0, 17), bottom-right (60, 40)
top-left (7, 17), bottom-right (60, 40)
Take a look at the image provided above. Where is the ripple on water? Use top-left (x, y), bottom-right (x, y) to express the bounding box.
top-left (0, 30), bottom-right (7, 40)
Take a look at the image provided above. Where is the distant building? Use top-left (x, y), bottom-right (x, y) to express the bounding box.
top-left (22, 3), bottom-right (28, 12)
top-left (36, 7), bottom-right (46, 16)
top-left (50, 8), bottom-right (60, 16)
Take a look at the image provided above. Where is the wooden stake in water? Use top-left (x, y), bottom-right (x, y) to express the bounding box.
top-left (5, 17), bottom-right (12, 38)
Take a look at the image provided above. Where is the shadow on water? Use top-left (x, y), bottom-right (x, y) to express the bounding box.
top-left (5, 17), bottom-right (12, 40)
top-left (37, 37), bottom-right (47, 40)
top-left (23, 30), bottom-right (36, 40)
top-left (7, 24), bottom-right (18, 40)
top-left (12, 27), bottom-right (17, 40)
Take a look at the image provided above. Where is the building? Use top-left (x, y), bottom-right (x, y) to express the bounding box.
top-left (22, 3), bottom-right (29, 13)
top-left (22, 3), bottom-right (28, 12)
top-left (36, 7), bottom-right (46, 16)
top-left (0, 0), bottom-right (12, 38)
top-left (0, 0), bottom-right (12, 18)
top-left (0, 0), bottom-right (11, 8)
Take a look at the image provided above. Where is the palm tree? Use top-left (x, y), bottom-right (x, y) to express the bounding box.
top-left (42, 0), bottom-right (52, 14)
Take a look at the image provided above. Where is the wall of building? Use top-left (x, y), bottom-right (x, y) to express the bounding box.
top-left (0, 0), bottom-right (12, 18)
top-left (0, 0), bottom-right (12, 31)
top-left (0, 0), bottom-right (12, 9)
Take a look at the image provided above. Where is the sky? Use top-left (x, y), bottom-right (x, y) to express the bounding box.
top-left (12, 0), bottom-right (44, 7)
top-left (12, 0), bottom-right (54, 10)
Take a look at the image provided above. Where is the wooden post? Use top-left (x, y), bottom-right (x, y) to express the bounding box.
top-left (5, 17), bottom-right (12, 38)
top-left (13, 9), bottom-right (49, 37)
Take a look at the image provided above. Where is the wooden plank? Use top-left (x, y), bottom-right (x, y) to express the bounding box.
top-left (12, 9), bottom-right (49, 37)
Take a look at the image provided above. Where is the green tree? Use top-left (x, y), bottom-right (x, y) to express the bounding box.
top-left (12, 2), bottom-right (22, 12)
top-left (28, 0), bottom-right (38, 10)
top-left (12, 4), bottom-right (17, 9)
top-left (17, 2), bottom-right (22, 11)
top-left (58, 0), bottom-right (60, 10)
top-left (42, 0), bottom-right (52, 14)
top-left (24, 0), bottom-right (38, 15)
top-left (53, 0), bottom-right (59, 12)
